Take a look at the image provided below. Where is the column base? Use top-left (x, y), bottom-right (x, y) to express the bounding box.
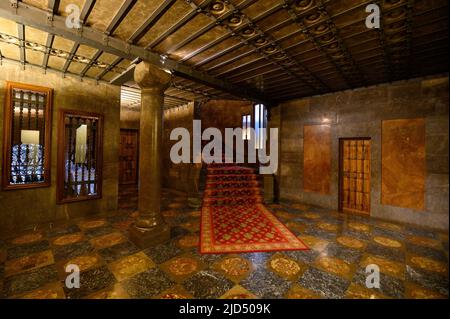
top-left (129, 222), bottom-right (170, 249)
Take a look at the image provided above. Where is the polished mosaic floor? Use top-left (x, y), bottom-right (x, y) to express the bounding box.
top-left (0, 185), bottom-right (448, 299)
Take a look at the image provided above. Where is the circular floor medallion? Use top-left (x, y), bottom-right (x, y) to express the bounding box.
top-left (373, 236), bottom-right (402, 248)
top-left (270, 256), bottom-right (301, 277)
top-left (220, 257), bottom-right (250, 277)
top-left (12, 233), bottom-right (43, 245)
top-left (168, 257), bottom-right (199, 276)
top-left (53, 233), bottom-right (83, 246)
top-left (337, 236), bottom-right (365, 249)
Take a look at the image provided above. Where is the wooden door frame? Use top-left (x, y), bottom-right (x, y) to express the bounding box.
top-left (119, 128), bottom-right (139, 185)
top-left (338, 137), bottom-right (371, 214)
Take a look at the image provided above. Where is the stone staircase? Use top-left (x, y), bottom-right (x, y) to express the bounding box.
top-left (202, 165), bottom-right (263, 207)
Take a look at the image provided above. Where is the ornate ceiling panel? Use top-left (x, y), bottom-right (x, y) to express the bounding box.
top-left (0, 0), bottom-right (447, 107)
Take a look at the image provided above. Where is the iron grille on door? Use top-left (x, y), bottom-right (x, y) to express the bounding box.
top-left (57, 110), bottom-right (103, 203)
top-left (2, 82), bottom-right (52, 190)
top-left (340, 139), bottom-right (371, 214)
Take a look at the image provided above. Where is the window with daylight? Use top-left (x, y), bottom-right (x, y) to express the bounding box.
top-left (57, 110), bottom-right (103, 204)
top-left (254, 104), bottom-right (267, 149)
top-left (242, 114), bottom-right (251, 140)
top-left (2, 82), bottom-right (53, 190)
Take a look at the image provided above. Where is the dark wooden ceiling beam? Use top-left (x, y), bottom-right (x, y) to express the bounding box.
top-left (128, 0), bottom-right (176, 44)
top-left (96, 56), bottom-right (122, 81)
top-left (79, 0), bottom-right (96, 24)
top-left (106, 0), bottom-right (137, 35)
top-left (165, 0), bottom-right (257, 55)
top-left (266, 81), bottom-right (311, 93)
top-left (374, 0), bottom-right (395, 82)
top-left (80, 49), bottom-right (102, 77)
top-left (279, 1), bottom-right (436, 61)
top-left (42, 33), bottom-right (55, 71)
top-left (233, 68), bottom-right (287, 85)
top-left (207, 12), bottom-right (371, 76)
top-left (196, 0), bottom-right (371, 71)
top-left (404, 0), bottom-right (415, 78)
top-left (47, 0), bottom-right (60, 14)
top-left (317, 0), bottom-right (368, 85)
top-left (259, 75), bottom-right (295, 87)
top-left (264, 78), bottom-right (314, 91)
top-left (145, 0), bottom-right (213, 50)
top-left (272, 91), bottom-right (308, 101)
top-left (282, 0), bottom-right (354, 88)
top-left (0, 55), bottom-right (103, 82)
top-left (62, 0), bottom-right (96, 74)
top-left (197, 1), bottom-right (328, 94)
top-left (266, 87), bottom-right (311, 97)
top-left (206, 25), bottom-right (303, 75)
top-left (82, 0), bottom-right (138, 79)
top-left (62, 43), bottom-right (80, 73)
top-left (164, 93), bottom-right (191, 103)
top-left (227, 63), bottom-right (284, 81)
top-left (171, 82), bottom-right (213, 99)
top-left (180, 2), bottom-right (284, 64)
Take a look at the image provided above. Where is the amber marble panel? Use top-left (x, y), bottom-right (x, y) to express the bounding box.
top-left (303, 125), bottom-right (331, 194)
top-left (381, 119), bottom-right (425, 210)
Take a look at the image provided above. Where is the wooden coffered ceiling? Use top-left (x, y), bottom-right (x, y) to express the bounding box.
top-left (0, 0), bottom-right (448, 108)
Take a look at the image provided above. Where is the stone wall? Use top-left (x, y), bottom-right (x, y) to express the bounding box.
top-left (276, 74), bottom-right (449, 230)
top-left (162, 102), bottom-right (199, 193)
top-left (120, 107), bottom-right (140, 130)
top-left (0, 63), bottom-right (120, 234)
top-left (200, 99), bottom-right (253, 136)
top-left (160, 99), bottom-right (253, 193)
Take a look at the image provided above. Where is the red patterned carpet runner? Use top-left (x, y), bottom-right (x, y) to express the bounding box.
top-left (200, 165), bottom-right (308, 254)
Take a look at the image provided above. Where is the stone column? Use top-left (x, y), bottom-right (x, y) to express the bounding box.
top-left (129, 62), bottom-right (171, 248)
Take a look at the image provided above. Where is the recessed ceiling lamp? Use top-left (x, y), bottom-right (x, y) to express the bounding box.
top-left (319, 34), bottom-right (335, 44)
top-left (293, 0), bottom-right (315, 12)
top-left (254, 37), bottom-right (268, 46)
top-left (209, 0), bottom-right (227, 16)
top-left (227, 14), bottom-right (244, 28)
top-left (305, 11), bottom-right (322, 24)
top-left (263, 45), bottom-right (278, 54)
top-left (313, 24), bottom-right (329, 35)
top-left (386, 32), bottom-right (407, 44)
top-left (241, 27), bottom-right (256, 38)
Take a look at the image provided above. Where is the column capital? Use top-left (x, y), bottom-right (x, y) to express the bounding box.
top-left (134, 61), bottom-right (171, 92)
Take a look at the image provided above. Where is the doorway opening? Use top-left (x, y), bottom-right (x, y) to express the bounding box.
top-left (119, 129), bottom-right (139, 185)
top-left (339, 138), bottom-right (371, 215)
top-left (118, 129), bottom-right (139, 211)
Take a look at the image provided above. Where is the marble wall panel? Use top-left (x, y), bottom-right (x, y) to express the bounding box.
top-left (381, 118), bottom-right (426, 210)
top-left (303, 125), bottom-right (331, 194)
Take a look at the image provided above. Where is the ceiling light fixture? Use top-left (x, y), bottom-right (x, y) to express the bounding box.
top-left (0, 33), bottom-right (19, 44)
top-left (160, 54), bottom-right (168, 65)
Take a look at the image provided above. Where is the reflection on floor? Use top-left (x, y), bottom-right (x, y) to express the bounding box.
top-left (0, 185), bottom-right (448, 299)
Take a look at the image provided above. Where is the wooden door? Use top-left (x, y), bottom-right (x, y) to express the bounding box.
top-left (119, 129), bottom-right (139, 185)
top-left (339, 138), bottom-right (371, 215)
